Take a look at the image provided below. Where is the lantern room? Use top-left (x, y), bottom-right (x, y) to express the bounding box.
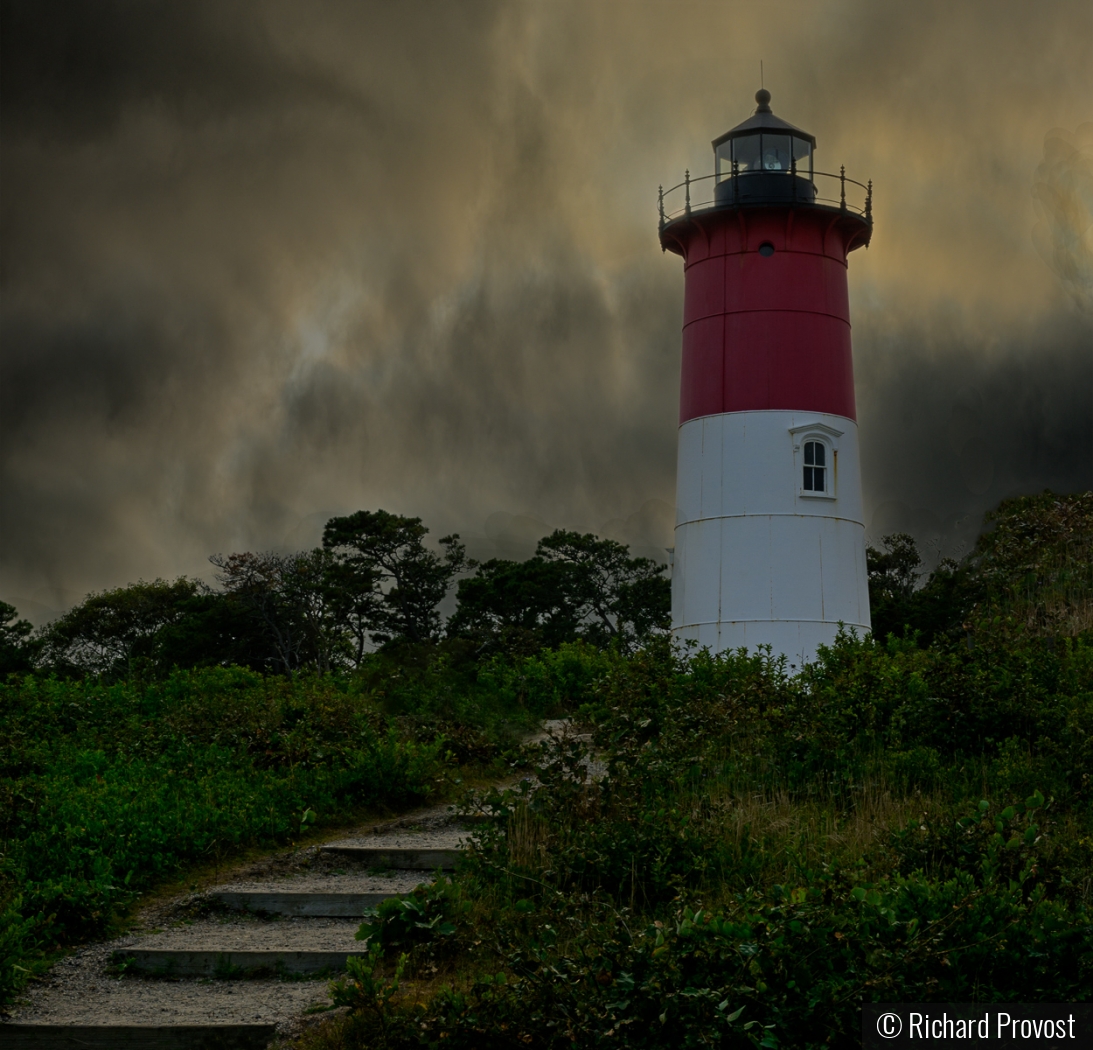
top-left (713, 89), bottom-right (816, 206)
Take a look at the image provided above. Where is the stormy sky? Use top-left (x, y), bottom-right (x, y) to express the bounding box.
top-left (2, 0), bottom-right (1091, 620)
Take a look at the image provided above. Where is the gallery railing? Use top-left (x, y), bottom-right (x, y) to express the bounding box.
top-left (658, 165), bottom-right (872, 229)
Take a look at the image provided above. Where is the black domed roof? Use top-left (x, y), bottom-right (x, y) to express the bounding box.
top-left (712, 91), bottom-right (816, 149)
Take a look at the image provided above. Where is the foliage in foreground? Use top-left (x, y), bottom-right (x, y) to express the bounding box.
top-left (0, 668), bottom-right (442, 1002)
top-left (4, 489), bottom-right (1092, 1029)
top-left (314, 631), bottom-right (1093, 1049)
top-left (0, 643), bottom-right (609, 1005)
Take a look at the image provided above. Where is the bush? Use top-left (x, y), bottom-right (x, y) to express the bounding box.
top-left (325, 628), bottom-right (1093, 1049)
top-left (357, 877), bottom-right (465, 959)
top-left (338, 816), bottom-right (1091, 1047)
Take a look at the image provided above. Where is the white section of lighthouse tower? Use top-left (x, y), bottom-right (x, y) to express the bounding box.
top-left (672, 410), bottom-right (869, 669)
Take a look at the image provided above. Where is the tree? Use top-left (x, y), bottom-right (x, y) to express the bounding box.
top-left (322, 510), bottom-right (469, 647)
top-left (210, 549), bottom-right (348, 673)
top-left (37, 578), bottom-right (203, 678)
top-left (0, 601), bottom-right (37, 676)
top-left (969, 490), bottom-right (1093, 636)
top-left (451, 530), bottom-right (670, 654)
top-left (866, 533), bottom-right (922, 606)
top-left (867, 533), bottom-right (980, 647)
top-left (152, 590), bottom-right (271, 673)
top-left (905, 557), bottom-right (981, 647)
top-left (447, 556), bottom-right (582, 654)
top-left (320, 553), bottom-right (383, 668)
top-left (536, 531), bottom-right (670, 651)
top-left (866, 532), bottom-right (924, 642)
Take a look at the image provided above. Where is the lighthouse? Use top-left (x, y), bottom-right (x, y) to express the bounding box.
top-left (658, 90), bottom-right (873, 668)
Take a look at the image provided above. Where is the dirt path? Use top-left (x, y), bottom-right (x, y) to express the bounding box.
top-left (2, 801), bottom-right (477, 1047)
top-left (2, 721), bottom-right (581, 1048)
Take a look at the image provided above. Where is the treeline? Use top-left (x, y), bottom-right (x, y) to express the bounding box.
top-left (0, 510), bottom-right (671, 680)
top-left (3, 489), bottom-right (1091, 683)
top-left (866, 489), bottom-right (1093, 646)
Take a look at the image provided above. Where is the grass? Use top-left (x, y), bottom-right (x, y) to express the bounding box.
top-left (0, 666), bottom-right (486, 1005)
top-left (704, 778), bottom-right (924, 884)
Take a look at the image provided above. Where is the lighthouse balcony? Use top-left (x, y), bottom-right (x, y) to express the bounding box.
top-left (658, 167), bottom-right (872, 227)
top-left (716, 170), bottom-right (816, 206)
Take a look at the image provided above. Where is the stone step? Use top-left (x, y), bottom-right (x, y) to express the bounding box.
top-left (319, 845), bottom-right (461, 869)
top-left (112, 949), bottom-right (356, 977)
top-left (1, 1024), bottom-right (276, 1050)
top-left (212, 890), bottom-right (392, 916)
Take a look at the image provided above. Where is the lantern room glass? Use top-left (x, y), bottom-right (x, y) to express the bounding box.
top-left (732, 133), bottom-right (762, 174)
top-left (792, 136), bottom-right (812, 175)
top-left (761, 135), bottom-right (791, 171)
top-left (716, 133), bottom-right (813, 183)
top-left (715, 140), bottom-right (732, 179)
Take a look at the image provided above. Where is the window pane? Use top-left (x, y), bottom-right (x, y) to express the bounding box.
top-left (814, 443), bottom-right (826, 467)
top-left (732, 134), bottom-right (761, 173)
top-left (814, 467), bottom-right (825, 491)
top-left (761, 134), bottom-right (791, 171)
top-left (803, 467), bottom-right (814, 490)
top-left (792, 136), bottom-right (812, 173)
top-left (804, 442), bottom-right (815, 465)
top-left (715, 141), bottom-right (732, 180)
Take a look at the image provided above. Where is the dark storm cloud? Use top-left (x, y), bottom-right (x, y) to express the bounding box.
top-left (1, 1), bottom-right (327, 138)
top-left (857, 313), bottom-right (1092, 564)
top-left (1, 0), bottom-right (1090, 616)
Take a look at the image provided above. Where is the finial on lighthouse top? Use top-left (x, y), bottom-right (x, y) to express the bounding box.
top-left (714, 92), bottom-right (814, 150)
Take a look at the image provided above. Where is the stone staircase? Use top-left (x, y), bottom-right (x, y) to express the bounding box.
top-left (3, 817), bottom-right (470, 1049)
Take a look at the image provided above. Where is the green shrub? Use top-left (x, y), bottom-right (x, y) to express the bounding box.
top-left (0, 896), bottom-right (35, 1005)
top-left (335, 630), bottom-right (1093, 1049)
top-left (356, 877), bottom-right (465, 958)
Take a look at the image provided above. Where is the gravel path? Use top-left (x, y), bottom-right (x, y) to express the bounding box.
top-left (11, 941), bottom-right (332, 1027)
top-left (2, 800), bottom-right (473, 1040)
top-left (113, 916), bottom-right (364, 952)
top-left (2, 722), bottom-right (593, 1044)
top-left (320, 829), bottom-right (469, 850)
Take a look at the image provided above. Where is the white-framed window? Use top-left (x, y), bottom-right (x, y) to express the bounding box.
top-left (802, 439), bottom-right (828, 493)
top-left (789, 422), bottom-right (843, 500)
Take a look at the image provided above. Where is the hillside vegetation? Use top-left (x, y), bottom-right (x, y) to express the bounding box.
top-left (2, 490), bottom-right (1091, 1045)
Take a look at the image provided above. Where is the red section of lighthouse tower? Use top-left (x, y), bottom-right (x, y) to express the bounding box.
top-left (661, 206), bottom-right (870, 425)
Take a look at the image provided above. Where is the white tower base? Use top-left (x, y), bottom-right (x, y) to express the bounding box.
top-left (671, 409), bottom-right (870, 670)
